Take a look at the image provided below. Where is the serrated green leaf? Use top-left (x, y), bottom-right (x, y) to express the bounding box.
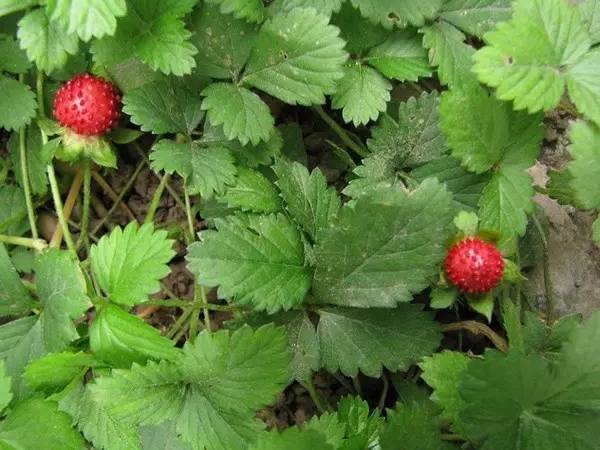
top-left (350, 0), bottom-right (442, 28)
top-left (0, 75), bottom-right (37, 131)
top-left (332, 63), bottom-right (391, 126)
top-left (0, 361), bottom-right (12, 412)
top-left (202, 83), bottom-right (274, 145)
top-left (90, 223), bottom-right (175, 306)
top-left (314, 179), bottom-right (454, 307)
top-left (24, 351), bottom-right (93, 394)
top-left (273, 158), bottom-right (341, 242)
top-left (223, 168), bottom-right (282, 213)
top-left (140, 421), bottom-right (190, 450)
top-left (150, 139), bottom-right (193, 178)
top-left (566, 48), bottom-right (600, 126)
top-left (190, 145), bottom-right (238, 198)
top-left (187, 214), bottom-right (311, 313)
top-left (251, 428), bottom-right (334, 450)
top-left (366, 30), bottom-right (431, 81)
top-left (0, 0), bottom-right (37, 17)
top-left (46, 0), bottom-right (127, 41)
top-left (317, 304), bottom-right (441, 377)
top-left (335, 396), bottom-right (383, 450)
top-left (90, 304), bottom-right (179, 368)
top-left (243, 7), bottom-right (347, 105)
top-left (205, 0), bottom-right (264, 23)
top-left (330, 2), bottom-right (387, 54)
top-left (567, 121), bottom-right (600, 209)
top-left (439, 0), bottom-right (513, 37)
top-left (8, 124), bottom-right (50, 196)
top-left (0, 185), bottom-right (29, 236)
top-left (0, 243), bottom-right (33, 316)
top-left (521, 311), bottom-right (582, 359)
top-left (0, 36), bottom-right (31, 73)
top-left (122, 76), bottom-right (204, 135)
top-left (17, 8), bottom-right (79, 73)
top-left (580, 0), bottom-right (600, 44)
top-left (473, 0), bottom-right (592, 114)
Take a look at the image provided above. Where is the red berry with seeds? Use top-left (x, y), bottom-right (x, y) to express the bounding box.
top-left (53, 74), bottom-right (121, 137)
top-left (444, 237), bottom-right (504, 294)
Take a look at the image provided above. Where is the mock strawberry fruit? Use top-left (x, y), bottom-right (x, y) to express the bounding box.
top-left (53, 74), bottom-right (121, 136)
top-left (444, 237), bottom-right (504, 294)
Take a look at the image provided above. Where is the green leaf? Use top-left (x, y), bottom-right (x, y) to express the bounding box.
top-left (567, 121), bottom-right (600, 209)
top-left (90, 223), bottom-right (175, 306)
top-left (0, 0), bottom-right (37, 17)
top-left (330, 2), bottom-right (387, 54)
top-left (0, 75), bottom-right (37, 131)
top-left (273, 158), bottom-right (341, 242)
top-left (202, 83), bottom-right (274, 145)
top-left (0, 398), bottom-right (86, 450)
top-left (314, 179), bottom-right (454, 307)
top-left (438, 0), bottom-right (513, 37)
top-left (454, 211), bottom-right (479, 236)
top-left (336, 396), bottom-right (383, 449)
top-left (251, 428), bottom-right (334, 450)
top-left (90, 304), bottom-right (179, 368)
top-left (8, 124), bottom-right (51, 196)
top-left (317, 305), bottom-right (441, 377)
top-left (122, 76), bottom-right (204, 135)
top-left (473, 0), bottom-right (592, 114)
top-left (420, 351), bottom-right (469, 433)
top-left (46, 0), bottom-right (127, 41)
top-left (149, 139), bottom-right (193, 178)
top-left (580, 0), bottom-right (600, 45)
top-left (0, 243), bottom-right (33, 316)
top-left (521, 311), bottom-right (582, 359)
top-left (429, 287), bottom-right (458, 309)
top-left (0, 36), bottom-right (31, 74)
top-left (365, 30), bottom-right (431, 81)
top-left (421, 22), bottom-right (478, 89)
top-left (187, 214), bottom-right (311, 313)
top-left (0, 361), bottom-right (12, 412)
top-left (190, 3), bottom-right (258, 79)
top-left (24, 352), bottom-right (93, 394)
top-left (331, 63), bottom-right (391, 126)
top-left (350, 0), bottom-right (442, 28)
top-left (140, 421), bottom-right (190, 450)
top-left (0, 185), bottom-right (28, 236)
top-left (566, 48), bottom-right (600, 125)
top-left (243, 7), bottom-right (347, 105)
top-left (223, 168), bottom-right (282, 214)
top-left (205, 0), bottom-right (264, 23)
top-left (17, 8), bottom-right (79, 73)
top-left (190, 145), bottom-right (238, 198)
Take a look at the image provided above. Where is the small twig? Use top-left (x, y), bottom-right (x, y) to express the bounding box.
top-left (0, 234), bottom-right (47, 252)
top-left (48, 164), bottom-right (82, 258)
top-left (313, 105), bottom-right (369, 158)
top-left (441, 321), bottom-right (508, 353)
top-left (91, 171), bottom-right (137, 221)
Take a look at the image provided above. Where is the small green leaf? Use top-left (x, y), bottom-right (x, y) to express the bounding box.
top-left (205, 0), bottom-right (264, 23)
top-left (190, 145), bottom-right (238, 198)
top-left (0, 243), bottom-right (33, 316)
top-left (467, 293), bottom-right (495, 322)
top-left (429, 287), bottom-right (457, 309)
top-left (366, 30), bottom-right (431, 81)
top-left (567, 121), bottom-right (600, 209)
top-left (8, 124), bottom-right (50, 196)
top-left (438, 0), bottom-right (513, 38)
top-left (454, 211), bottom-right (479, 236)
top-left (0, 36), bottom-right (31, 73)
top-left (0, 75), bottom-right (37, 131)
top-left (350, 0), bottom-right (442, 28)
top-left (24, 352), bottom-right (93, 394)
top-left (223, 168), bottom-right (282, 214)
top-left (0, 185), bottom-right (29, 236)
top-left (150, 139), bottom-right (193, 179)
top-left (0, 0), bottom-right (38, 16)
top-left (579, 0), bottom-right (600, 45)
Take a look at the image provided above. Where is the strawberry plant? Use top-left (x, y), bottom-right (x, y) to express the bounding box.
top-left (1, 0), bottom-right (600, 449)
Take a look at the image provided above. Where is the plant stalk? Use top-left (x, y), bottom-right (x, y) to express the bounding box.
top-left (144, 173), bottom-right (170, 224)
top-left (18, 103), bottom-right (38, 240)
top-left (0, 234), bottom-right (47, 252)
top-left (77, 159), bottom-right (92, 249)
top-left (47, 163), bottom-right (78, 259)
top-left (313, 105), bottom-right (368, 158)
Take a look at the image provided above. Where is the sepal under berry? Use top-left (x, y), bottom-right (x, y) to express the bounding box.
top-left (55, 129), bottom-right (117, 168)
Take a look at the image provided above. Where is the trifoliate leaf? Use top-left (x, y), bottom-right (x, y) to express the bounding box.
top-left (187, 214), bottom-right (311, 313)
top-left (567, 121), bottom-right (600, 209)
top-left (223, 168), bottom-right (282, 214)
top-left (0, 36), bottom-right (31, 73)
top-left (314, 179), bottom-right (454, 308)
top-left (0, 185), bottom-right (29, 235)
top-left (0, 361), bottom-right (12, 412)
top-left (580, 0), bottom-right (600, 44)
top-left (243, 8), bottom-right (347, 105)
top-left (205, 0), bottom-right (264, 23)
top-left (90, 223), bottom-right (175, 306)
top-left (24, 352), bottom-right (93, 394)
top-left (317, 305), bottom-right (441, 377)
top-left (190, 4), bottom-right (258, 79)
top-left (46, 0), bottom-right (127, 41)
top-left (421, 22), bottom-right (478, 89)
top-left (202, 83), bottom-right (274, 146)
top-left (0, 243), bottom-right (33, 316)
top-left (366, 30), bottom-right (431, 81)
top-left (419, 351), bottom-right (469, 433)
top-left (331, 63), bottom-right (391, 126)
top-left (90, 304), bottom-right (179, 368)
top-left (0, 0), bottom-right (37, 16)
top-left (122, 76), bottom-right (204, 134)
top-left (0, 75), bottom-right (37, 131)
top-left (438, 0), bottom-right (513, 37)
top-left (473, 0), bottom-right (593, 115)
top-left (273, 158), bottom-right (341, 242)
top-left (0, 398), bottom-right (86, 450)
top-left (17, 8), bottom-right (78, 73)
top-left (350, 0), bottom-right (442, 28)
top-left (8, 124), bottom-right (51, 196)
top-left (251, 428), bottom-right (334, 450)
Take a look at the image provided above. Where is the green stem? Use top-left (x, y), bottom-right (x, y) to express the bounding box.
top-left (19, 123), bottom-right (39, 241)
top-left (377, 373), bottom-right (389, 412)
top-left (167, 308), bottom-right (193, 339)
top-left (142, 298), bottom-right (237, 312)
top-left (144, 173), bottom-right (170, 224)
top-left (184, 185), bottom-right (195, 241)
top-left (77, 160), bottom-right (92, 249)
top-left (303, 379), bottom-right (327, 414)
top-left (313, 105), bottom-right (368, 158)
top-left (199, 284), bottom-right (211, 331)
top-left (47, 163), bottom-right (78, 259)
top-left (0, 234), bottom-right (47, 252)
top-left (532, 212), bottom-right (554, 322)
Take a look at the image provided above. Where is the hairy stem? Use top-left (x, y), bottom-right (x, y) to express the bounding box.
top-left (47, 164), bottom-right (78, 259)
top-left (0, 234), bottom-right (47, 252)
top-left (77, 160), bottom-right (92, 250)
top-left (313, 105), bottom-right (369, 158)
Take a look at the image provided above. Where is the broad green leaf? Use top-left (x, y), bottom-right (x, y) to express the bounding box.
top-left (366, 30), bottom-right (431, 81)
top-left (202, 83), bottom-right (274, 145)
top-left (317, 305), bottom-right (441, 377)
top-left (473, 0), bottom-right (591, 114)
top-left (421, 22), bottom-right (478, 89)
top-left (190, 3), bottom-right (258, 79)
top-left (24, 351), bottom-right (93, 394)
top-left (273, 158), bottom-right (341, 242)
top-left (90, 223), bottom-right (175, 306)
top-left (0, 243), bottom-right (33, 316)
top-left (251, 428), bottom-right (334, 450)
top-left (419, 351), bottom-right (469, 433)
top-left (0, 0), bottom-right (37, 16)
top-left (223, 168), bottom-right (282, 214)
top-left (140, 421), bottom-right (190, 450)
top-left (243, 8), bottom-right (347, 105)
top-left (0, 185), bottom-right (29, 235)
top-left (190, 145), bottom-right (238, 198)
top-left (350, 0), bottom-right (442, 28)
top-left (566, 48), bottom-right (600, 125)
top-left (314, 179), bottom-right (454, 307)
top-left (0, 361), bottom-right (12, 412)
top-left (17, 8), bottom-right (79, 73)
top-left (0, 36), bottom-right (31, 73)
top-left (205, 0), bottom-right (264, 23)
top-left (0, 75), bottom-right (37, 131)
top-left (46, 0), bottom-right (127, 41)
top-left (122, 76), bottom-right (204, 134)
top-left (439, 0), bottom-right (513, 37)
top-left (8, 124), bottom-right (50, 196)
top-left (331, 63), bottom-right (391, 126)
top-left (580, 0), bottom-right (600, 44)
top-left (521, 311), bottom-right (582, 359)
top-left (90, 304), bottom-right (179, 368)
top-left (567, 121), bottom-right (600, 209)
top-left (187, 214), bottom-right (311, 313)
top-left (0, 398), bottom-right (86, 449)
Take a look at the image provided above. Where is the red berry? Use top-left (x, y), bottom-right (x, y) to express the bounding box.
top-left (444, 237), bottom-right (504, 294)
top-left (53, 74), bottom-right (121, 137)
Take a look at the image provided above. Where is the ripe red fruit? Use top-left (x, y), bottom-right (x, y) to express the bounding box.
top-left (53, 74), bottom-right (121, 137)
top-left (444, 237), bottom-right (504, 294)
